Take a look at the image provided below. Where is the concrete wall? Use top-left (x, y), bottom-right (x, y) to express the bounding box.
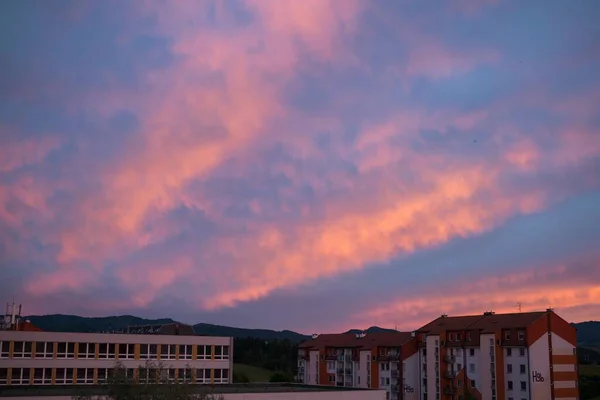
top-left (402, 351), bottom-right (419, 400)
top-left (0, 389), bottom-right (387, 400)
top-left (528, 334), bottom-right (550, 400)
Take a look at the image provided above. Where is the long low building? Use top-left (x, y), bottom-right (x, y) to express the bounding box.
top-left (0, 322), bottom-right (233, 386)
top-left (0, 382), bottom-right (386, 400)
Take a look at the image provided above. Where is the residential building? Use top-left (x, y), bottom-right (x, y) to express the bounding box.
top-left (297, 331), bottom-right (419, 400)
top-left (0, 320), bottom-right (233, 386)
top-left (415, 309), bottom-right (579, 400)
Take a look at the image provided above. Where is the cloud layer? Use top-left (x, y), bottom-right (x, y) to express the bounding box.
top-left (1, 0), bottom-right (599, 332)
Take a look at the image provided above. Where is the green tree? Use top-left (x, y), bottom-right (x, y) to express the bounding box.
top-left (72, 361), bottom-right (223, 400)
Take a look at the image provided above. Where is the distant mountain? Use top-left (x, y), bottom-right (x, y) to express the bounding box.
top-left (14, 314), bottom-right (309, 342)
top-left (11, 314), bottom-right (598, 346)
top-left (193, 323), bottom-right (309, 342)
top-left (573, 321), bottom-right (600, 346)
top-left (22, 314), bottom-right (175, 333)
top-left (344, 326), bottom-right (398, 334)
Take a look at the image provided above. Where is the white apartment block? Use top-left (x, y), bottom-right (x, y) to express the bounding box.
top-left (297, 331), bottom-right (420, 400)
top-left (415, 309), bottom-right (579, 400)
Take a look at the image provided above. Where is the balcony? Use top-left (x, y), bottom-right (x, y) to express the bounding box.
top-left (391, 370), bottom-right (400, 378)
top-left (445, 371), bottom-right (456, 379)
top-left (444, 386), bottom-right (457, 395)
top-left (345, 368), bottom-right (353, 374)
top-left (336, 368), bottom-right (344, 374)
top-left (324, 354), bottom-right (337, 361)
top-left (443, 355), bottom-right (456, 363)
top-left (391, 385), bottom-right (398, 393)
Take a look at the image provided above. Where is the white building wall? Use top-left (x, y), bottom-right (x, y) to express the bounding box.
top-left (464, 346), bottom-right (481, 392)
top-left (425, 335), bottom-right (438, 400)
top-left (479, 334), bottom-right (494, 400)
top-left (402, 352), bottom-right (419, 400)
top-left (504, 347), bottom-right (530, 400)
top-left (308, 350), bottom-right (320, 385)
top-left (528, 335), bottom-right (551, 400)
top-left (359, 350), bottom-right (370, 388)
top-left (551, 332), bottom-right (576, 356)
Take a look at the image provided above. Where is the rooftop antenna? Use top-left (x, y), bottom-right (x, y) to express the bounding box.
top-left (516, 302), bottom-right (522, 313)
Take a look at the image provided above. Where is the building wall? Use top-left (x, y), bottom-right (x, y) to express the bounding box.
top-left (0, 390), bottom-right (389, 400)
top-left (0, 330), bottom-right (233, 387)
top-left (402, 351), bottom-right (419, 400)
top-left (478, 334), bottom-right (494, 400)
top-left (550, 332), bottom-right (578, 399)
top-left (308, 350), bottom-right (319, 385)
top-left (528, 334), bottom-right (551, 400)
top-left (425, 335), bottom-right (438, 399)
top-left (359, 350), bottom-right (370, 388)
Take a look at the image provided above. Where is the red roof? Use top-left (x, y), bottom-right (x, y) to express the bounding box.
top-left (299, 331), bottom-right (414, 350)
top-left (11, 321), bottom-right (44, 332)
top-left (417, 311), bottom-right (548, 334)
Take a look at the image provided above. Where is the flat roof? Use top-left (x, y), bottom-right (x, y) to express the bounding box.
top-left (0, 383), bottom-right (377, 397)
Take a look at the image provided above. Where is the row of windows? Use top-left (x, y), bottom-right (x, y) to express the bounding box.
top-left (507, 364), bottom-right (527, 374)
top-left (0, 341), bottom-right (228, 360)
top-left (507, 380), bottom-right (527, 391)
top-left (0, 367), bottom-right (230, 386)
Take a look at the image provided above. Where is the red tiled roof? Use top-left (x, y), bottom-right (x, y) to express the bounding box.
top-left (417, 311), bottom-right (548, 334)
top-left (12, 321), bottom-right (44, 332)
top-left (299, 331), bottom-right (414, 350)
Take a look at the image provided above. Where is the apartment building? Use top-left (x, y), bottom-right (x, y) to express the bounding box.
top-left (415, 309), bottom-right (579, 400)
top-left (0, 321), bottom-right (233, 386)
top-left (297, 331), bottom-right (419, 400)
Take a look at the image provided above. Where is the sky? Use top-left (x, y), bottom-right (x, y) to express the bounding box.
top-left (1, 0), bottom-right (599, 334)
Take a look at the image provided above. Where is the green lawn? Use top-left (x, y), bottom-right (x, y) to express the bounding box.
top-left (233, 363), bottom-right (274, 382)
top-left (580, 364), bottom-right (600, 377)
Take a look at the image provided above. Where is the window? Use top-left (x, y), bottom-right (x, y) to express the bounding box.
top-left (77, 343), bottom-right (96, 359)
top-left (507, 348), bottom-right (512, 357)
top-left (467, 332), bottom-right (472, 342)
top-left (380, 377), bottom-right (385, 386)
top-left (469, 349), bottom-right (475, 357)
top-left (518, 330), bottom-right (524, 340)
top-left (520, 364), bottom-right (526, 374)
top-left (140, 344), bottom-right (158, 359)
top-left (180, 344), bottom-right (192, 360)
top-left (469, 364), bottom-right (475, 373)
top-left (471, 380), bottom-right (476, 388)
top-left (161, 344), bottom-right (176, 360)
top-left (214, 369), bottom-right (229, 384)
top-left (507, 364), bottom-right (513, 373)
top-left (215, 345), bottom-right (229, 360)
top-left (10, 368), bottom-right (31, 385)
top-left (98, 343), bottom-right (116, 359)
top-left (33, 368), bottom-right (52, 385)
top-left (519, 348), bottom-right (525, 357)
top-left (0, 368), bottom-right (7, 385)
top-left (34, 342), bottom-right (53, 358)
top-left (457, 380), bottom-right (462, 387)
top-left (97, 368), bottom-right (116, 383)
top-left (13, 341), bottom-right (32, 358)
top-left (449, 333), bottom-right (454, 341)
top-left (456, 333), bottom-right (461, 341)
top-left (0, 342), bottom-right (9, 358)
top-left (457, 363), bottom-right (462, 371)
top-left (118, 343), bottom-right (135, 360)
top-left (508, 380), bottom-right (513, 390)
top-left (328, 375), bottom-right (335, 382)
top-left (195, 368), bottom-right (210, 384)
top-left (177, 368), bottom-right (193, 382)
top-left (55, 368), bottom-right (74, 384)
top-left (56, 342), bottom-right (75, 358)
top-left (520, 381), bottom-right (526, 391)
top-left (196, 345), bottom-right (210, 360)
top-left (77, 368), bottom-right (94, 384)
top-left (505, 331), bottom-right (511, 340)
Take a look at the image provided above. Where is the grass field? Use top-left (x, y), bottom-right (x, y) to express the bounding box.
top-left (233, 363), bottom-right (274, 382)
top-left (580, 364), bottom-right (600, 377)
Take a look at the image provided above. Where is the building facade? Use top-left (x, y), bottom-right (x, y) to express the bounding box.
top-left (0, 323), bottom-right (233, 387)
top-left (297, 331), bottom-right (419, 400)
top-left (415, 309), bottom-right (579, 400)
